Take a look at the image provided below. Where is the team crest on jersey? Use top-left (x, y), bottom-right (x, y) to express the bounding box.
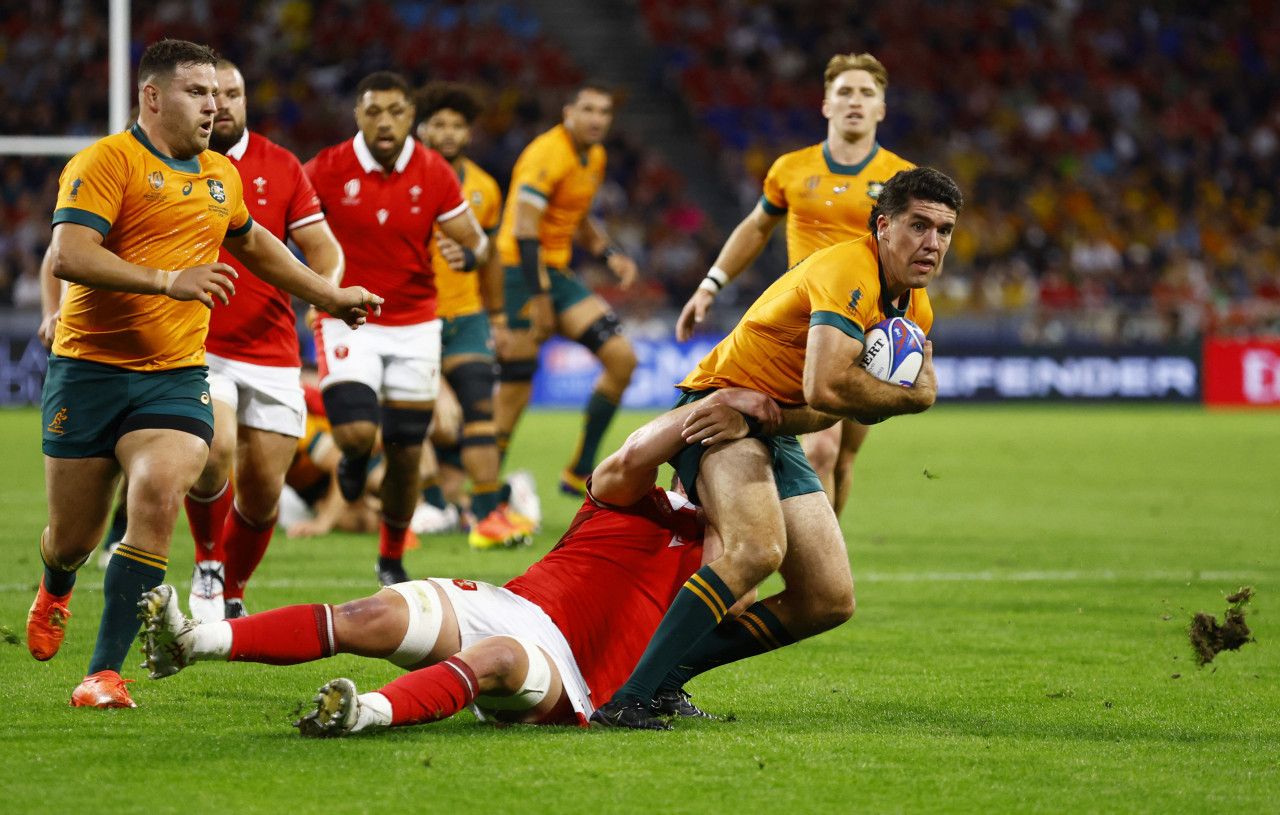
top-left (470, 190), bottom-right (482, 206)
top-left (848, 288), bottom-right (863, 311)
top-left (148, 171), bottom-right (164, 190)
top-left (409, 185), bottom-right (422, 203)
top-left (182, 181), bottom-right (193, 196)
top-left (253, 176), bottom-right (267, 194)
top-left (342, 179), bottom-right (361, 205)
top-left (47, 407), bottom-right (68, 434)
top-left (68, 178), bottom-right (83, 201)
top-left (334, 345), bottom-right (349, 360)
top-left (867, 181), bottom-right (884, 200)
top-left (207, 179), bottom-right (226, 203)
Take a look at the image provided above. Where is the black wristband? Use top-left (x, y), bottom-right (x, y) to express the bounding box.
top-left (459, 246), bottom-right (477, 271)
top-left (743, 415), bottom-right (763, 436)
top-left (601, 243), bottom-right (622, 260)
top-left (517, 237), bottom-right (545, 293)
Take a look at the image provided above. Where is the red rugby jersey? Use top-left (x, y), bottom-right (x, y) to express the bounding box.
top-left (504, 487), bottom-right (705, 706)
top-left (207, 130), bottom-right (325, 367)
top-left (305, 136), bottom-right (467, 326)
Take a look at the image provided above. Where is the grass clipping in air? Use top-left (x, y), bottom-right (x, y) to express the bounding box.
top-left (1189, 587), bottom-right (1256, 666)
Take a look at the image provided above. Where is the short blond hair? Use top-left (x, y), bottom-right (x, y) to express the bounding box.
top-left (824, 53), bottom-right (888, 95)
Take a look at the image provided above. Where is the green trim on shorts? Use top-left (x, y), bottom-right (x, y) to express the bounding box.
top-left (41, 355), bottom-right (213, 458)
top-left (441, 311), bottom-right (494, 360)
top-left (668, 389), bottom-right (823, 507)
top-left (502, 265), bottom-right (593, 328)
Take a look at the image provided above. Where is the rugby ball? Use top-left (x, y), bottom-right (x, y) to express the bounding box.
top-left (854, 317), bottom-right (926, 425)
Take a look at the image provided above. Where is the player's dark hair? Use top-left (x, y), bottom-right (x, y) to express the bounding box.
top-left (869, 167), bottom-right (964, 232)
top-left (137, 39), bottom-right (218, 90)
top-left (567, 79), bottom-right (614, 106)
top-left (417, 82), bottom-right (484, 124)
top-left (356, 71), bottom-right (412, 101)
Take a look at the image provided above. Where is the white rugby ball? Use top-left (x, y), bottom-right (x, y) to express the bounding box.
top-left (855, 316), bottom-right (926, 425)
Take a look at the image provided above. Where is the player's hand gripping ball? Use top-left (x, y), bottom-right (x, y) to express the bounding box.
top-left (855, 316), bottom-right (926, 425)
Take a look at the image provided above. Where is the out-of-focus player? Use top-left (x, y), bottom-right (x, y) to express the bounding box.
top-left (413, 81), bottom-right (530, 549)
top-left (182, 59), bottom-right (346, 623)
top-left (305, 71), bottom-right (489, 587)
top-left (493, 81), bottom-right (640, 497)
top-left (27, 39), bottom-right (380, 709)
top-left (676, 53), bottom-right (915, 518)
top-left (139, 389), bottom-right (788, 732)
top-left (594, 168), bottom-right (960, 729)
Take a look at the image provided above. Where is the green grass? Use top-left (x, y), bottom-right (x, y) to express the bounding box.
top-left (2, 404), bottom-right (1277, 813)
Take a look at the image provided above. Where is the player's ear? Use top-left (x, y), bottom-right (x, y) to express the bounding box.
top-left (875, 213), bottom-right (889, 241)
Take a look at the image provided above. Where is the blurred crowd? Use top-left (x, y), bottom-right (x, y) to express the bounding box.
top-left (3, 0), bottom-right (1279, 345)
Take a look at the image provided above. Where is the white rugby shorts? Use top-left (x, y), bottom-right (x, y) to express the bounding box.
top-left (205, 352), bottom-right (305, 438)
top-left (317, 319), bottom-right (442, 403)
top-left (427, 577), bottom-right (594, 721)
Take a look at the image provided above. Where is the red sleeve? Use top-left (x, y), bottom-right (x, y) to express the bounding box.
top-left (428, 150), bottom-right (467, 220)
top-left (283, 150), bottom-right (323, 228)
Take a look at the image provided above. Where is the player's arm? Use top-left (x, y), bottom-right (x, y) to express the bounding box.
top-left (576, 214), bottom-right (637, 289)
top-left (591, 388), bottom-right (782, 507)
top-left (289, 220), bottom-right (345, 288)
top-left (48, 222), bottom-right (237, 308)
top-left (224, 221), bottom-right (382, 328)
top-left (37, 247), bottom-right (64, 348)
top-left (676, 201), bottom-right (784, 341)
top-left (803, 325), bottom-right (937, 419)
top-left (478, 232), bottom-right (509, 357)
top-left (436, 208), bottom-right (491, 269)
top-left (513, 195), bottom-right (554, 341)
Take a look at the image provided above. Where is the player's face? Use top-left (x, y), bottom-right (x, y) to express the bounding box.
top-left (418, 108), bottom-right (470, 162)
top-left (563, 89), bottom-right (613, 148)
top-left (153, 62), bottom-right (218, 160)
top-left (355, 89), bottom-right (414, 168)
top-left (209, 66), bottom-right (247, 154)
top-left (822, 69), bottom-right (886, 143)
top-left (877, 200), bottom-right (957, 292)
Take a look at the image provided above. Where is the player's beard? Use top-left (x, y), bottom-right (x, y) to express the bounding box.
top-left (209, 121), bottom-right (245, 155)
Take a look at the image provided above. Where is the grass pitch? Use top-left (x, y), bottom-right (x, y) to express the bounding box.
top-left (1, 404), bottom-right (1276, 813)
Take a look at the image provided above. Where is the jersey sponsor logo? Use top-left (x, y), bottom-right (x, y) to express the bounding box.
top-left (68, 178), bottom-right (83, 201)
top-left (452, 579), bottom-right (479, 591)
top-left (148, 171), bottom-right (165, 190)
top-left (201, 392), bottom-right (211, 405)
top-left (376, 208), bottom-right (389, 224)
top-left (342, 179), bottom-right (361, 204)
top-left (47, 407), bottom-right (68, 434)
top-left (867, 181), bottom-right (885, 200)
top-left (207, 179), bottom-right (226, 203)
top-left (182, 180), bottom-right (194, 196)
top-left (848, 289), bottom-right (863, 311)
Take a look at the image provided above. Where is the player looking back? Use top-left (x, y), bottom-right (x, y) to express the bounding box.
top-left (676, 53), bottom-right (914, 518)
top-left (26, 39), bottom-right (380, 709)
top-left (414, 81), bottom-right (530, 549)
top-left (305, 71), bottom-right (489, 587)
top-left (183, 59), bottom-right (347, 623)
top-left (493, 81), bottom-right (641, 497)
top-left (594, 167), bottom-right (961, 729)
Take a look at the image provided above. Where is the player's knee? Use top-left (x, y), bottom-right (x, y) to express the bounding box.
top-left (381, 406), bottom-right (433, 449)
top-left (725, 540), bottom-right (785, 584)
top-left (323, 382), bottom-right (380, 428)
top-left (577, 313), bottom-right (625, 356)
top-left (450, 362), bottom-right (496, 424)
top-left (497, 358), bottom-right (538, 384)
top-left (804, 435), bottom-right (839, 474)
top-left (474, 636), bottom-right (553, 709)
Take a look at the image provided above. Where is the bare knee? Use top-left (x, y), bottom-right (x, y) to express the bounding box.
top-left (803, 433), bottom-right (839, 476)
top-left (332, 593), bottom-right (407, 655)
top-left (720, 539), bottom-right (785, 588)
top-left (461, 636), bottom-right (526, 692)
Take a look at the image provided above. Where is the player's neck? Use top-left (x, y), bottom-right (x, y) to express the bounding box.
top-left (825, 130), bottom-right (876, 166)
top-left (136, 120), bottom-right (195, 161)
top-left (448, 155), bottom-right (466, 177)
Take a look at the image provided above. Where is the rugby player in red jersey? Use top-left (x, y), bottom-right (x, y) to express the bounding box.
top-left (305, 71), bottom-right (489, 587)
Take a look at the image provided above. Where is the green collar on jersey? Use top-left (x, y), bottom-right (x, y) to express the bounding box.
top-left (822, 140), bottom-right (880, 176)
top-left (130, 124), bottom-right (202, 174)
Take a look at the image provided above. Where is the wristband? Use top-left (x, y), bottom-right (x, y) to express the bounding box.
top-left (707, 266), bottom-right (731, 289)
top-left (602, 243), bottom-right (623, 260)
top-left (488, 311), bottom-right (508, 325)
top-left (459, 246), bottom-right (477, 271)
top-left (517, 237), bottom-right (546, 293)
top-left (697, 278), bottom-right (720, 295)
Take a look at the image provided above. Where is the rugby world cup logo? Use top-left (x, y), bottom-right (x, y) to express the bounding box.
top-left (207, 179), bottom-right (226, 203)
top-left (148, 171), bottom-right (164, 190)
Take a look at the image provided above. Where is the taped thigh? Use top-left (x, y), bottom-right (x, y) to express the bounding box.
top-left (383, 581), bottom-right (445, 668)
